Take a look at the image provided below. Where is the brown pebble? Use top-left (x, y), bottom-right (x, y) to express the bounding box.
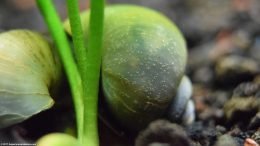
top-left (233, 82), bottom-right (259, 97)
top-left (244, 138), bottom-right (259, 146)
top-left (251, 128), bottom-right (260, 144)
top-left (215, 55), bottom-right (259, 86)
top-left (135, 120), bottom-right (191, 146)
top-left (223, 82), bottom-right (260, 124)
top-left (214, 134), bottom-right (238, 146)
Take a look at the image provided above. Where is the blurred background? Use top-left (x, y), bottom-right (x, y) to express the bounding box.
top-left (0, 0), bottom-right (259, 145)
top-left (1, 0), bottom-right (259, 47)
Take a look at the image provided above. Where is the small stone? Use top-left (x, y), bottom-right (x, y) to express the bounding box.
top-left (232, 30), bottom-right (251, 50)
top-left (251, 128), bottom-right (260, 144)
top-left (223, 82), bottom-right (260, 124)
top-left (214, 134), bottom-right (239, 146)
top-left (215, 125), bottom-right (227, 136)
top-left (197, 90), bottom-right (229, 121)
top-left (215, 55), bottom-right (259, 86)
top-left (135, 120), bottom-right (191, 146)
top-left (233, 82), bottom-right (260, 97)
top-left (198, 107), bottom-right (224, 121)
top-left (192, 66), bottom-right (214, 85)
top-left (244, 138), bottom-right (259, 146)
top-left (186, 122), bottom-right (217, 146)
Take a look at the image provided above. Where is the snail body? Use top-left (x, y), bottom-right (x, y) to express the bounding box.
top-left (64, 5), bottom-right (189, 131)
top-left (0, 30), bottom-right (61, 128)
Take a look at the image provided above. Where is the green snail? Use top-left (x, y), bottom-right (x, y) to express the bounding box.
top-left (0, 29), bottom-right (61, 128)
top-left (64, 5), bottom-right (194, 132)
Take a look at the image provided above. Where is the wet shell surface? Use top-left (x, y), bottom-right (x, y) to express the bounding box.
top-left (0, 30), bottom-right (61, 128)
top-left (64, 5), bottom-right (187, 131)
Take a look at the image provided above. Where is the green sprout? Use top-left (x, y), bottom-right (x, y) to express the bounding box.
top-left (36, 0), bottom-right (104, 146)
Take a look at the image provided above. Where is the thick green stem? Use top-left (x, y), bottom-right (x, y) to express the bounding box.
top-left (37, 0), bottom-right (104, 146)
top-left (65, 0), bottom-right (104, 145)
top-left (82, 0), bottom-right (104, 146)
top-left (36, 0), bottom-right (84, 143)
top-left (66, 0), bottom-right (87, 69)
top-left (65, 0), bottom-right (87, 144)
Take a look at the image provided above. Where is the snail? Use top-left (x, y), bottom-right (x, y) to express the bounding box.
top-left (0, 29), bottom-right (61, 128)
top-left (64, 5), bottom-right (194, 132)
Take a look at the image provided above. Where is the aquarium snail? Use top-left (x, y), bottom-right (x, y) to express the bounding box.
top-left (0, 29), bottom-right (61, 128)
top-left (64, 5), bottom-right (194, 132)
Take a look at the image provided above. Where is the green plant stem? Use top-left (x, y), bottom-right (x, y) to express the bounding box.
top-left (82, 0), bottom-right (104, 146)
top-left (65, 0), bottom-right (87, 144)
top-left (65, 0), bottom-right (104, 145)
top-left (66, 0), bottom-right (87, 69)
top-left (36, 0), bottom-right (84, 143)
top-left (37, 0), bottom-right (104, 145)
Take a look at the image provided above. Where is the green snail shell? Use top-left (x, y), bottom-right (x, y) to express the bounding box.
top-left (0, 30), bottom-right (61, 128)
top-left (64, 5), bottom-right (187, 131)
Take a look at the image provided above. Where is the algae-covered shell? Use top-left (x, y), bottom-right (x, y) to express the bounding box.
top-left (0, 30), bottom-right (61, 128)
top-left (64, 5), bottom-right (187, 131)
